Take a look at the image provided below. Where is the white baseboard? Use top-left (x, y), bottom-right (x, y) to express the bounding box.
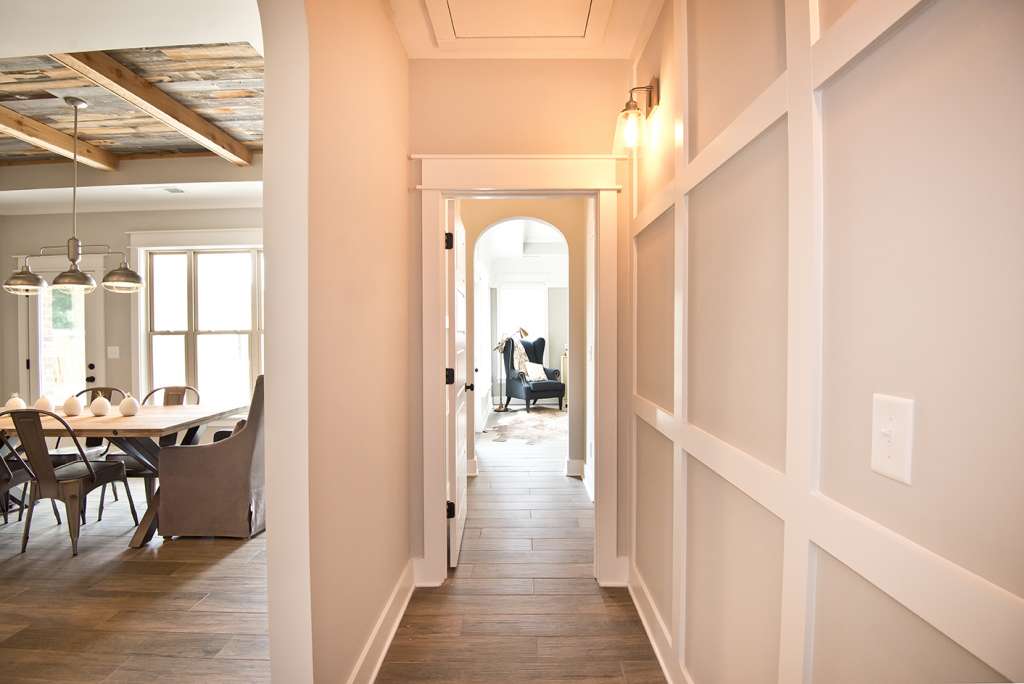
top-left (583, 458), bottom-right (595, 502)
top-left (629, 562), bottom-right (686, 684)
top-left (565, 458), bottom-right (585, 478)
top-left (347, 560), bottom-right (414, 684)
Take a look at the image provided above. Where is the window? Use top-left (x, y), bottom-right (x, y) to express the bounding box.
top-left (147, 249), bottom-right (264, 406)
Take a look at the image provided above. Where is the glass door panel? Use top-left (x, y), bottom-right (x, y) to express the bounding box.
top-left (37, 286), bottom-right (87, 401)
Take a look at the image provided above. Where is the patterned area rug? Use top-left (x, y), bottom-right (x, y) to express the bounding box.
top-left (480, 405), bottom-right (568, 445)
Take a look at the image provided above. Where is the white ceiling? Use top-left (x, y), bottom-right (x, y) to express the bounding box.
top-left (390, 0), bottom-right (663, 59)
top-left (0, 181), bottom-right (262, 215)
top-left (0, 0), bottom-right (262, 58)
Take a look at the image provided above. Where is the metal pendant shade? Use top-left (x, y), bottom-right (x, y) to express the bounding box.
top-left (3, 97), bottom-right (143, 297)
top-left (52, 263), bottom-right (98, 294)
top-left (102, 260), bottom-right (145, 293)
top-left (2, 263), bottom-right (48, 295)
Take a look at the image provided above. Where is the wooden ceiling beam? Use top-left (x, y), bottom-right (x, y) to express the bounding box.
top-left (51, 51), bottom-right (253, 167)
top-left (0, 104), bottom-right (119, 171)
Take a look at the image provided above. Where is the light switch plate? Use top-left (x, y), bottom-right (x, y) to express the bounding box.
top-left (106, 346), bottom-right (120, 360)
top-left (871, 393), bottom-right (914, 485)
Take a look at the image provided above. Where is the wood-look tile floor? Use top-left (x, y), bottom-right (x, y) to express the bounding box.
top-left (0, 481), bottom-right (268, 683)
top-left (379, 412), bottom-right (666, 683)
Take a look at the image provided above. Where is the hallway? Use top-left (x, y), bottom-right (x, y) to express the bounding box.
top-left (378, 418), bottom-right (664, 683)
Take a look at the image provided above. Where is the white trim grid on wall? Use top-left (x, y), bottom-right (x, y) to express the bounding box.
top-left (626, 1), bottom-right (1024, 683)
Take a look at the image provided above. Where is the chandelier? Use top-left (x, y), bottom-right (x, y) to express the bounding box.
top-left (3, 97), bottom-right (143, 296)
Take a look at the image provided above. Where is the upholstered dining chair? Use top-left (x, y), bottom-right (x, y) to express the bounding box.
top-left (157, 376), bottom-right (265, 539)
top-left (1, 409), bottom-right (136, 556)
top-left (97, 385), bottom-right (201, 523)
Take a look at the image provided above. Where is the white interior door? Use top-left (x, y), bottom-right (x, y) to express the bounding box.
top-left (446, 203), bottom-right (469, 567)
top-left (19, 257), bottom-right (106, 402)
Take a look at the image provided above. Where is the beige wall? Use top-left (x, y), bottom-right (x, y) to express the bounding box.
top-left (410, 59), bottom-right (630, 154)
top-left (819, 0), bottom-right (1024, 599)
top-left (687, 119), bottom-right (789, 472)
top-left (634, 207), bottom-right (674, 412)
top-left (460, 198), bottom-right (587, 466)
top-left (685, 456), bottom-right (784, 684)
top-left (627, 0), bottom-right (1023, 681)
top-left (634, 0), bottom-right (676, 209)
top-left (0, 208), bottom-right (262, 397)
top-left (812, 548), bottom-right (1008, 684)
top-left (686, 0), bottom-right (786, 155)
top-left (635, 417), bottom-right (674, 622)
top-left (305, 0), bottom-right (411, 680)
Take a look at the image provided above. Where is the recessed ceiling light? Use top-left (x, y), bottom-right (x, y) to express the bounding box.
top-left (162, 187), bottom-right (185, 194)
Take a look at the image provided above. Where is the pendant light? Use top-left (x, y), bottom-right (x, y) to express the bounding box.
top-left (3, 97), bottom-right (144, 296)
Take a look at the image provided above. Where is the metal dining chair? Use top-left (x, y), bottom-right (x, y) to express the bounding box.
top-left (97, 385), bottom-right (200, 522)
top-left (52, 387), bottom-right (127, 464)
top-left (1, 408), bottom-right (137, 556)
top-left (0, 437), bottom-right (31, 525)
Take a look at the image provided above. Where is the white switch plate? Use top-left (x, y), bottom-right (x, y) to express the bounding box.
top-left (106, 346), bottom-right (120, 360)
top-left (871, 393), bottom-right (914, 485)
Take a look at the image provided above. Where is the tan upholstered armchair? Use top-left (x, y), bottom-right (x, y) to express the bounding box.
top-left (157, 376), bottom-right (265, 539)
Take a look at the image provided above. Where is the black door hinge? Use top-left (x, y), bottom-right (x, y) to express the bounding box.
top-left (25, 358), bottom-right (30, 370)
top-left (446, 500), bottom-right (455, 518)
top-left (444, 232), bottom-right (454, 249)
top-left (445, 368), bottom-right (455, 385)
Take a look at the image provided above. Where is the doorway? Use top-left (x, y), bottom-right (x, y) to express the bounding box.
top-left (471, 215), bottom-right (571, 471)
top-left (18, 254), bottom-right (107, 401)
top-left (416, 152), bottom-right (626, 587)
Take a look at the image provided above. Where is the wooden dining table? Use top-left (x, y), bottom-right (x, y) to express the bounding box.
top-left (0, 403), bottom-right (245, 547)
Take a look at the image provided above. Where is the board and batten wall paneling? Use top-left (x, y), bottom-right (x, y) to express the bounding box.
top-left (635, 416), bottom-right (676, 627)
top-left (626, 0), bottom-right (1023, 680)
top-left (817, 0), bottom-right (858, 32)
top-left (687, 118), bottom-right (789, 472)
top-left (635, 207), bottom-right (675, 413)
top-left (812, 548), bottom-right (1009, 684)
top-left (686, 0), bottom-right (786, 156)
top-left (820, 0), bottom-right (1024, 598)
top-left (684, 455), bottom-right (784, 684)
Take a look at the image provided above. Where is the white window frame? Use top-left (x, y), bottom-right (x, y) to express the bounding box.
top-left (129, 228), bottom-right (263, 399)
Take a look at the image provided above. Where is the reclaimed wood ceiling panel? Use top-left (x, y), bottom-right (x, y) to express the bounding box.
top-left (0, 42), bottom-right (262, 162)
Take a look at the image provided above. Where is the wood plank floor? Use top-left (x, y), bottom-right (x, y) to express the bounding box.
top-left (379, 409), bottom-right (666, 683)
top-left (0, 481), bottom-right (268, 683)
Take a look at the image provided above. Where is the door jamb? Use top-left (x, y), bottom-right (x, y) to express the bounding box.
top-left (415, 154), bottom-right (628, 587)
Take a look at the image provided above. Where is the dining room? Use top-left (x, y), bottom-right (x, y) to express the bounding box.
top-left (0, 22), bottom-right (271, 682)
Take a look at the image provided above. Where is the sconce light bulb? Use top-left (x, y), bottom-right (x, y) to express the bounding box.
top-left (623, 109), bottom-right (642, 149)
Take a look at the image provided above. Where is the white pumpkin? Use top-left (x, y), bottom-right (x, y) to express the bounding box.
top-left (90, 396), bottom-right (111, 416)
top-left (119, 393), bottom-right (140, 417)
top-left (4, 393), bottom-right (26, 410)
top-left (63, 395), bottom-right (83, 417)
top-left (34, 395), bottom-right (53, 412)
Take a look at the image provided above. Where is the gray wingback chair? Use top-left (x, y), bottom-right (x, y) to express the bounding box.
top-left (157, 376), bottom-right (265, 539)
top-left (503, 337), bottom-right (566, 411)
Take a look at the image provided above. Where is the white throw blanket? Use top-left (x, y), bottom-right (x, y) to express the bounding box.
top-left (496, 336), bottom-right (533, 379)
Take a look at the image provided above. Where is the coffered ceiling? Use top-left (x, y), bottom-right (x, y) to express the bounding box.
top-left (390, 0), bottom-right (662, 59)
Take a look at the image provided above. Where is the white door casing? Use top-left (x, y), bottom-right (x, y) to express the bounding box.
top-left (416, 154), bottom-right (626, 587)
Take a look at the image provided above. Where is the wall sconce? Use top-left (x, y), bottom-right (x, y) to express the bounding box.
top-left (618, 77), bottom-right (660, 149)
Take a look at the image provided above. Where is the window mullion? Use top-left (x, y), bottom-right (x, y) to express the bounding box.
top-left (186, 250), bottom-right (198, 390)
